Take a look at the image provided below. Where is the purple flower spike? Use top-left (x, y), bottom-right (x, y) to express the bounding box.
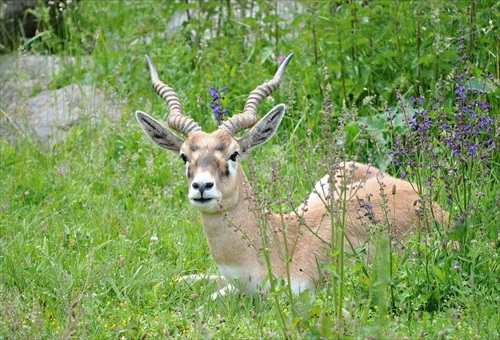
top-left (209, 87), bottom-right (230, 125)
top-left (209, 87), bottom-right (218, 98)
top-left (469, 145), bottom-right (478, 155)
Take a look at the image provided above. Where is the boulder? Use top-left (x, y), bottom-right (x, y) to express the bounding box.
top-left (1, 54), bottom-right (121, 145)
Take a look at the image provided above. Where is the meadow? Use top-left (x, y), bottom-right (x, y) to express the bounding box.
top-left (1, 0), bottom-right (499, 338)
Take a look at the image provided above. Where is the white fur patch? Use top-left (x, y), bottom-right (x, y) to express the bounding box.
top-left (188, 171), bottom-right (222, 212)
top-left (299, 175), bottom-right (330, 211)
top-left (313, 175), bottom-right (330, 200)
top-left (211, 284), bottom-right (236, 300)
top-left (228, 158), bottom-right (238, 176)
top-left (289, 279), bottom-right (314, 294)
top-left (218, 264), bottom-right (262, 294)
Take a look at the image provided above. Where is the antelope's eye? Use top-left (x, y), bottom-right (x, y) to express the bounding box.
top-left (180, 154), bottom-right (188, 164)
top-left (229, 151), bottom-right (239, 162)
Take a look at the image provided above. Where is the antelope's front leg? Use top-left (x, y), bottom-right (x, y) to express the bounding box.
top-left (177, 274), bottom-right (236, 299)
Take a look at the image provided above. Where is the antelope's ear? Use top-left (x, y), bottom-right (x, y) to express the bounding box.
top-left (136, 111), bottom-right (185, 153)
top-left (237, 104), bottom-right (285, 156)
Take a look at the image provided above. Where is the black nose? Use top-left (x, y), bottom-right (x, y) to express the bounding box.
top-left (192, 181), bottom-right (214, 194)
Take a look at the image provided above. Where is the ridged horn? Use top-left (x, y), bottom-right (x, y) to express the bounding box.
top-left (219, 53), bottom-right (293, 135)
top-left (145, 55), bottom-right (201, 135)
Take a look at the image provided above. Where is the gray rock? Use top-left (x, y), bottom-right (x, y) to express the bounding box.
top-left (1, 54), bottom-right (65, 107)
top-left (25, 84), bottom-right (118, 140)
top-left (1, 54), bottom-right (120, 145)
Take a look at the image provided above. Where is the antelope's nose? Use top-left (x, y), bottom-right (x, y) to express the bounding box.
top-left (192, 181), bottom-right (214, 194)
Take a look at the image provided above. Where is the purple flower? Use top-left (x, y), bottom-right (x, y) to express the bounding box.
top-left (209, 87), bottom-right (218, 99)
top-left (455, 84), bottom-right (467, 98)
top-left (480, 116), bottom-right (492, 130)
top-left (481, 73), bottom-right (493, 80)
top-left (487, 138), bottom-right (495, 149)
top-left (408, 108), bottom-right (433, 133)
top-left (457, 55), bottom-right (471, 62)
top-left (481, 101), bottom-right (491, 111)
top-left (388, 26), bottom-right (497, 241)
top-left (278, 55), bottom-right (286, 64)
top-left (469, 144), bottom-right (478, 155)
top-left (209, 87), bottom-right (230, 125)
top-left (357, 198), bottom-right (373, 210)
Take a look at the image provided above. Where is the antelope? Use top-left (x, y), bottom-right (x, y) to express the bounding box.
top-left (136, 53), bottom-right (448, 297)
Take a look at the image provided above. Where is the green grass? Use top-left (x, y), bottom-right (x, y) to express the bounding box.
top-left (1, 0), bottom-right (499, 338)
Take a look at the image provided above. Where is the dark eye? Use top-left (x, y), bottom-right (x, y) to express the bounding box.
top-left (229, 151), bottom-right (239, 162)
top-left (180, 153), bottom-right (188, 164)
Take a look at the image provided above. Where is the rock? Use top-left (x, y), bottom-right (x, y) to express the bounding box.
top-left (25, 84), bottom-right (118, 140)
top-left (0, 54), bottom-right (121, 145)
top-left (1, 54), bottom-right (66, 106)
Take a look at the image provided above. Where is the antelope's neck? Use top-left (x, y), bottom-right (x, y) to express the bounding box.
top-left (199, 167), bottom-right (261, 264)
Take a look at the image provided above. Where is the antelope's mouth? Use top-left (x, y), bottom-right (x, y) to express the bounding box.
top-left (193, 198), bottom-right (213, 204)
top-left (189, 197), bottom-right (220, 213)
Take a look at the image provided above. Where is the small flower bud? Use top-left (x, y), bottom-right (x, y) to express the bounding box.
top-left (151, 236), bottom-right (158, 246)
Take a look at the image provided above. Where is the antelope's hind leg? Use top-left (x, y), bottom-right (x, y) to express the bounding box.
top-left (301, 162), bottom-right (383, 212)
top-left (298, 175), bottom-right (331, 213)
top-left (335, 161), bottom-right (382, 185)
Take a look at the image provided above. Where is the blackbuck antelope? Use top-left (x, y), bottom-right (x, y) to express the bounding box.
top-left (136, 53), bottom-right (448, 296)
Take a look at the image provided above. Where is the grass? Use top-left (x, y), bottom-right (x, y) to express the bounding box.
top-left (1, 0), bottom-right (499, 338)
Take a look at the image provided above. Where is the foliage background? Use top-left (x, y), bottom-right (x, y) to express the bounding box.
top-left (1, 0), bottom-right (499, 338)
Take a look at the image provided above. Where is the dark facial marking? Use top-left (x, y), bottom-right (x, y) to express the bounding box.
top-left (219, 163), bottom-right (230, 178)
top-left (189, 144), bottom-right (199, 152)
top-left (199, 155), bottom-right (214, 168)
top-left (216, 142), bottom-right (227, 151)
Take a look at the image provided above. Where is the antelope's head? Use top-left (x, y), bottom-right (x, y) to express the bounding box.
top-left (136, 54), bottom-right (293, 213)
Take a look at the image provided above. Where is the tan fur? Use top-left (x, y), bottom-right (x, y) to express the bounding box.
top-left (176, 131), bottom-right (448, 294)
